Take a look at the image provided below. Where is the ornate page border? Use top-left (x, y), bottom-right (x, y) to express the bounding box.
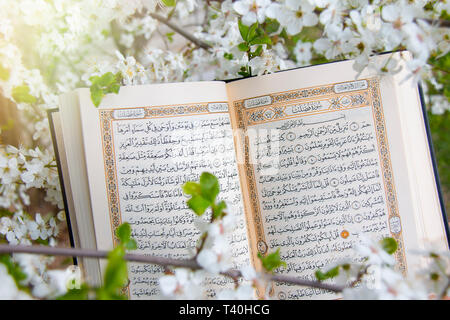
top-left (98, 102), bottom-right (222, 245)
top-left (232, 78), bottom-right (407, 273)
top-left (98, 102), bottom-right (229, 297)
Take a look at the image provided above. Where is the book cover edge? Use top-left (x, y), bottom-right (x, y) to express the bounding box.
top-left (47, 107), bottom-right (78, 265)
top-left (417, 84), bottom-right (450, 247)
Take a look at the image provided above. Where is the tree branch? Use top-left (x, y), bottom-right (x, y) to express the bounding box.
top-left (0, 244), bottom-right (345, 294)
top-left (269, 273), bottom-right (344, 293)
top-left (149, 12), bottom-right (211, 50)
top-left (419, 18), bottom-right (450, 28)
top-left (349, 265), bottom-right (369, 288)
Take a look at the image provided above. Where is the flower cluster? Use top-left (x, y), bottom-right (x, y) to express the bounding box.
top-left (158, 213), bottom-right (264, 300)
top-left (0, 253), bottom-right (81, 299)
top-left (317, 236), bottom-right (449, 300)
top-left (0, 263), bottom-right (30, 300)
top-left (0, 146), bottom-right (62, 210)
top-left (0, 211), bottom-right (61, 246)
top-left (234, 0), bottom-right (448, 109)
top-left (157, 172), bottom-right (260, 300)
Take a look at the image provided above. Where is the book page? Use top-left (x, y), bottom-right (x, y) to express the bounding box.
top-left (48, 110), bottom-right (80, 259)
top-left (74, 81), bottom-right (251, 299)
top-left (58, 92), bottom-right (102, 286)
top-left (391, 63), bottom-right (449, 252)
top-left (226, 53), bottom-right (447, 299)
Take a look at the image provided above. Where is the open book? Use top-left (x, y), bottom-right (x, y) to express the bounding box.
top-left (49, 52), bottom-right (449, 300)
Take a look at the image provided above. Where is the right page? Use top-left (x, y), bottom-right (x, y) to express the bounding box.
top-left (227, 52), bottom-right (448, 300)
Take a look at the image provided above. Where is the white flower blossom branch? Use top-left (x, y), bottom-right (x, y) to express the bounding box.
top-left (0, 244), bottom-right (344, 293)
top-left (148, 12), bottom-right (212, 50)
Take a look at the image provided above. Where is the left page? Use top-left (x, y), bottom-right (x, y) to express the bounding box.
top-left (73, 81), bottom-right (251, 299)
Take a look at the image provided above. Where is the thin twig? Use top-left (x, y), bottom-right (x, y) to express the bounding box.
top-left (349, 265), bottom-right (369, 288)
top-left (270, 273), bottom-right (345, 293)
top-left (156, 29), bottom-right (170, 51)
top-left (0, 245), bottom-right (198, 270)
top-left (149, 12), bottom-right (211, 50)
top-left (110, 20), bottom-right (128, 56)
top-left (439, 276), bottom-right (450, 299)
top-left (0, 244), bottom-right (345, 293)
top-left (418, 18), bottom-right (450, 28)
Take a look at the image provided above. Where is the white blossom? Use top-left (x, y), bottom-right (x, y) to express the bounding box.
top-left (159, 269), bottom-right (204, 299)
top-left (216, 284), bottom-right (255, 300)
top-left (313, 24), bottom-right (358, 60)
top-left (197, 240), bottom-right (233, 274)
top-left (0, 264), bottom-right (31, 300)
top-left (430, 94), bottom-right (450, 115)
top-left (293, 41), bottom-right (313, 66)
top-left (354, 236), bottom-right (395, 267)
top-left (266, 0), bottom-right (318, 35)
top-left (233, 0), bottom-right (271, 26)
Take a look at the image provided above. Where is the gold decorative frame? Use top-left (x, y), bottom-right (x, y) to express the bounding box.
top-left (99, 102), bottom-right (220, 297)
top-left (99, 102), bottom-right (216, 246)
top-left (232, 77), bottom-right (407, 273)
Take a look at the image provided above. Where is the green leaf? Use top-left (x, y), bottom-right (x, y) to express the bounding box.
top-left (315, 270), bottom-right (327, 281)
top-left (97, 72), bottom-right (115, 87)
top-left (108, 82), bottom-right (120, 94)
top-left (251, 45), bottom-right (263, 58)
top-left (184, 172), bottom-right (221, 216)
top-left (223, 52), bottom-right (234, 60)
top-left (238, 66), bottom-right (251, 78)
top-left (116, 223), bottom-right (132, 244)
top-left (257, 248), bottom-right (286, 272)
top-left (0, 208), bottom-right (13, 217)
top-left (115, 223), bottom-right (137, 250)
top-left (57, 285), bottom-right (90, 300)
top-left (35, 238), bottom-right (49, 246)
top-left (89, 72), bottom-right (122, 107)
top-left (96, 289), bottom-right (128, 300)
top-left (440, 9), bottom-right (450, 20)
top-left (0, 64), bottom-right (10, 81)
top-left (124, 238), bottom-right (137, 250)
top-left (295, 26), bottom-right (323, 43)
top-left (212, 200), bottom-right (227, 219)
top-left (0, 119), bottom-right (14, 132)
top-left (90, 85), bottom-right (104, 107)
top-left (101, 29), bottom-right (110, 37)
top-left (12, 85), bottom-right (37, 104)
top-left (199, 172), bottom-right (220, 202)
top-left (380, 237), bottom-right (398, 255)
top-left (166, 32), bottom-right (175, 42)
top-left (238, 42), bottom-right (250, 52)
top-left (0, 255), bottom-right (27, 288)
top-left (264, 19), bottom-right (280, 35)
top-left (315, 266), bottom-right (340, 281)
top-left (182, 181), bottom-right (201, 196)
top-left (187, 195), bottom-right (211, 216)
top-left (103, 247), bottom-right (128, 292)
top-left (428, 109), bottom-right (450, 190)
top-left (161, 0), bottom-right (176, 6)
top-left (247, 23), bottom-right (259, 42)
top-left (249, 34), bottom-right (272, 46)
top-left (238, 19), bottom-right (249, 41)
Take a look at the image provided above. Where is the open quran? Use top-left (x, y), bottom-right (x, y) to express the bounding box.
top-left (49, 52), bottom-right (449, 299)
